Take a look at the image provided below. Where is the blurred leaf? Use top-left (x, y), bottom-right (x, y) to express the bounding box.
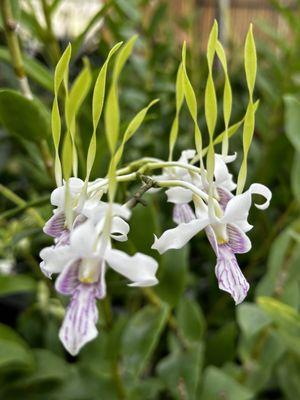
top-left (237, 302), bottom-right (271, 337)
top-left (258, 296), bottom-right (300, 355)
top-left (284, 95), bottom-right (300, 152)
top-left (0, 89), bottom-right (50, 142)
top-left (277, 355), bottom-right (300, 400)
top-left (199, 367), bottom-right (253, 400)
top-left (0, 324), bottom-right (34, 370)
top-left (256, 228), bottom-right (292, 297)
top-left (14, 349), bottom-right (69, 387)
top-left (176, 297), bottom-right (205, 342)
top-left (206, 322), bottom-right (238, 367)
top-left (0, 274), bottom-right (36, 297)
top-left (121, 304), bottom-right (169, 377)
top-left (71, 1), bottom-right (114, 57)
top-left (127, 195), bottom-right (159, 255)
top-left (157, 343), bottom-right (203, 400)
top-left (155, 247), bottom-right (189, 307)
top-left (127, 377), bottom-right (163, 400)
top-left (291, 153), bottom-right (300, 200)
top-left (0, 47), bottom-right (53, 92)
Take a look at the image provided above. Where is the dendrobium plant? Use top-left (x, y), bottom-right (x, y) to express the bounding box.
top-left (40, 22), bottom-right (272, 355)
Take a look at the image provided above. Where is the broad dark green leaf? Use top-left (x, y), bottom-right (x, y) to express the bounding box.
top-left (176, 297), bottom-right (205, 342)
top-left (0, 47), bottom-right (53, 92)
top-left (0, 89), bottom-right (50, 142)
top-left (284, 95), bottom-right (300, 152)
top-left (237, 302), bottom-right (271, 337)
top-left (121, 304), bottom-right (169, 377)
top-left (0, 324), bottom-right (34, 370)
top-left (157, 343), bottom-right (203, 400)
top-left (155, 247), bottom-right (189, 307)
top-left (0, 274), bottom-right (36, 297)
top-left (199, 367), bottom-right (253, 400)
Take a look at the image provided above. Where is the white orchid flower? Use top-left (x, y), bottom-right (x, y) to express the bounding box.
top-left (40, 216), bottom-right (158, 356)
top-left (152, 183), bottom-right (271, 305)
top-left (43, 178), bottom-right (86, 242)
top-left (161, 151), bottom-right (236, 226)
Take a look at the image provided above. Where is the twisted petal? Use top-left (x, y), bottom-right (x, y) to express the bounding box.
top-left (166, 187), bottom-right (193, 204)
top-left (43, 211), bottom-right (66, 238)
top-left (173, 204), bottom-right (195, 225)
top-left (223, 183), bottom-right (272, 232)
top-left (151, 218), bottom-right (209, 254)
top-left (105, 249), bottom-right (158, 287)
top-left (215, 244), bottom-right (249, 305)
top-left (39, 245), bottom-right (72, 276)
top-left (178, 149), bottom-right (196, 163)
top-left (110, 216), bottom-right (130, 242)
top-left (59, 283), bottom-right (99, 356)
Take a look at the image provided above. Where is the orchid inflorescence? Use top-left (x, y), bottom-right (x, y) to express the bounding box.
top-left (40, 22), bottom-right (271, 355)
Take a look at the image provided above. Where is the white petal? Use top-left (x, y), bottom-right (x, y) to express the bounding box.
top-left (166, 187), bottom-right (193, 204)
top-left (205, 225), bottom-right (218, 256)
top-left (105, 249), bottom-right (158, 287)
top-left (70, 220), bottom-right (97, 258)
top-left (110, 216), bottom-right (130, 242)
top-left (214, 154), bottom-right (236, 192)
top-left (151, 218), bottom-right (209, 254)
top-left (249, 183), bottom-right (272, 210)
top-left (215, 152), bottom-right (237, 163)
top-left (39, 245), bottom-right (73, 275)
top-left (81, 199), bottom-right (105, 222)
top-left (215, 244), bottom-right (249, 305)
top-left (51, 178), bottom-right (84, 208)
top-left (59, 283), bottom-right (99, 356)
top-left (178, 149), bottom-right (196, 163)
top-left (223, 183), bottom-right (271, 231)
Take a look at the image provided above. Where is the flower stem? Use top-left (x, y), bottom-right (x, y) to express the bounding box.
top-left (41, 0), bottom-right (61, 65)
top-left (39, 139), bottom-right (55, 182)
top-left (0, 0), bottom-right (33, 99)
top-left (0, 184), bottom-right (46, 226)
top-left (125, 176), bottom-right (158, 209)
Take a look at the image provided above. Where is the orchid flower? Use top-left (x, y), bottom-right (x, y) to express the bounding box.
top-left (152, 181), bottom-right (271, 305)
top-left (43, 178), bottom-right (86, 245)
top-left (40, 206), bottom-right (158, 355)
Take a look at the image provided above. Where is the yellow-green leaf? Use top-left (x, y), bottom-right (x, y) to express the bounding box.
top-left (51, 43), bottom-right (72, 186)
top-left (105, 36), bottom-right (138, 155)
top-left (86, 42), bottom-right (122, 179)
top-left (244, 24), bottom-right (257, 99)
top-left (168, 63), bottom-right (184, 160)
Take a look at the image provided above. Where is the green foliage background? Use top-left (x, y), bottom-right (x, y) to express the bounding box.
top-left (0, 1), bottom-right (300, 399)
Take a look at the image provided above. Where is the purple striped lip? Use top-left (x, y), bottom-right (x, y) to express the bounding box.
top-left (215, 243), bottom-right (249, 305)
